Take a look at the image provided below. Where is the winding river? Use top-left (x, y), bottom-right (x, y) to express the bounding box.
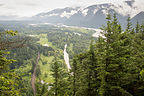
top-left (64, 44), bottom-right (71, 71)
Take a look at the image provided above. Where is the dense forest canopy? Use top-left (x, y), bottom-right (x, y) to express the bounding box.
top-left (0, 13), bottom-right (144, 96)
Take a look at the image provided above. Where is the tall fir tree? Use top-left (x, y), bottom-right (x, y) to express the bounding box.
top-left (50, 57), bottom-right (69, 96)
top-left (97, 14), bottom-right (134, 96)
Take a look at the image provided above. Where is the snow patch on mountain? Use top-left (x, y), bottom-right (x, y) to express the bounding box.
top-left (35, 1), bottom-right (144, 19)
top-left (60, 10), bottom-right (78, 18)
top-left (93, 9), bottom-right (98, 14)
top-left (49, 13), bottom-right (59, 17)
top-left (40, 16), bottom-right (45, 18)
top-left (102, 9), bottom-right (109, 16)
top-left (81, 9), bottom-right (89, 16)
top-left (32, 1), bottom-right (144, 28)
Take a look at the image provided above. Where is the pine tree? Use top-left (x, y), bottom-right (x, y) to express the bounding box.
top-left (51, 57), bottom-right (59, 96)
top-left (136, 22), bottom-right (140, 33)
top-left (126, 16), bottom-right (132, 33)
top-left (97, 14), bottom-right (134, 96)
top-left (0, 30), bottom-right (21, 96)
top-left (71, 56), bottom-right (78, 96)
top-left (50, 57), bottom-right (69, 96)
top-left (70, 40), bottom-right (99, 96)
top-left (87, 40), bottom-right (99, 96)
top-left (131, 23), bottom-right (144, 95)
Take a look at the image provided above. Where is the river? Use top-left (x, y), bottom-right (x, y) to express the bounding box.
top-left (64, 44), bottom-right (71, 71)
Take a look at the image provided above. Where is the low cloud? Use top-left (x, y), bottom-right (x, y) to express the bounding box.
top-left (0, 0), bottom-right (143, 17)
top-left (22, 3), bottom-right (38, 6)
top-left (0, 4), bottom-right (4, 6)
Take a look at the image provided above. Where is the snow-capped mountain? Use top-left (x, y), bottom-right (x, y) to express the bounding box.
top-left (33, 7), bottom-right (81, 23)
top-left (32, 1), bottom-right (144, 28)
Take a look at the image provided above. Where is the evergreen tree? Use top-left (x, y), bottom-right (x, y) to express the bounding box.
top-left (136, 22), bottom-right (140, 33)
top-left (97, 14), bottom-right (134, 96)
top-left (50, 57), bottom-right (69, 96)
top-left (86, 40), bottom-right (99, 96)
top-left (0, 30), bottom-right (21, 96)
top-left (71, 56), bottom-right (78, 96)
top-left (131, 23), bottom-right (144, 95)
top-left (126, 16), bottom-right (132, 33)
top-left (70, 40), bottom-right (99, 96)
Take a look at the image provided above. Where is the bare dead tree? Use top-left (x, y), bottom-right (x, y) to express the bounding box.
top-left (0, 30), bottom-right (30, 50)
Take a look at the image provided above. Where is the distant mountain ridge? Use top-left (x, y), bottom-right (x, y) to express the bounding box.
top-left (0, 1), bottom-right (143, 29)
top-left (131, 11), bottom-right (144, 25)
top-left (32, 2), bottom-right (144, 28)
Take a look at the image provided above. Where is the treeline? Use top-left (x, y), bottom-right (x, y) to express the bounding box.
top-left (1, 14), bottom-right (144, 96)
top-left (8, 37), bottom-right (55, 69)
top-left (0, 25), bottom-right (93, 95)
top-left (47, 14), bottom-right (144, 96)
top-left (47, 27), bottom-right (94, 55)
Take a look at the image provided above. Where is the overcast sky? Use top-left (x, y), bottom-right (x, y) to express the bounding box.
top-left (0, 0), bottom-right (143, 17)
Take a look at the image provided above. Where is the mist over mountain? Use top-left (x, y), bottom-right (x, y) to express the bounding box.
top-left (125, 0), bottom-right (135, 7)
top-left (1, 1), bottom-right (144, 95)
top-left (32, 1), bottom-right (144, 28)
top-left (0, 0), bottom-right (144, 29)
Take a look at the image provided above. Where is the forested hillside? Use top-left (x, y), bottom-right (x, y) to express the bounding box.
top-left (0, 14), bottom-right (144, 96)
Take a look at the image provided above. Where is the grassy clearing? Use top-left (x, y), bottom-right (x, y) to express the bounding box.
top-left (37, 33), bottom-right (57, 49)
top-left (39, 54), bottom-right (54, 83)
top-left (36, 33), bottom-right (65, 83)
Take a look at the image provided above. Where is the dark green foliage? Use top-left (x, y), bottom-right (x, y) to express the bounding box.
top-left (0, 30), bottom-right (21, 96)
top-left (50, 57), bottom-right (69, 96)
top-left (68, 14), bottom-right (144, 96)
top-left (69, 41), bottom-right (99, 96)
top-left (1, 14), bottom-right (144, 96)
top-left (35, 83), bottom-right (49, 96)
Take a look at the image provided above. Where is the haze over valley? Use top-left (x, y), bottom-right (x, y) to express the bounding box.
top-left (0, 0), bottom-right (144, 96)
